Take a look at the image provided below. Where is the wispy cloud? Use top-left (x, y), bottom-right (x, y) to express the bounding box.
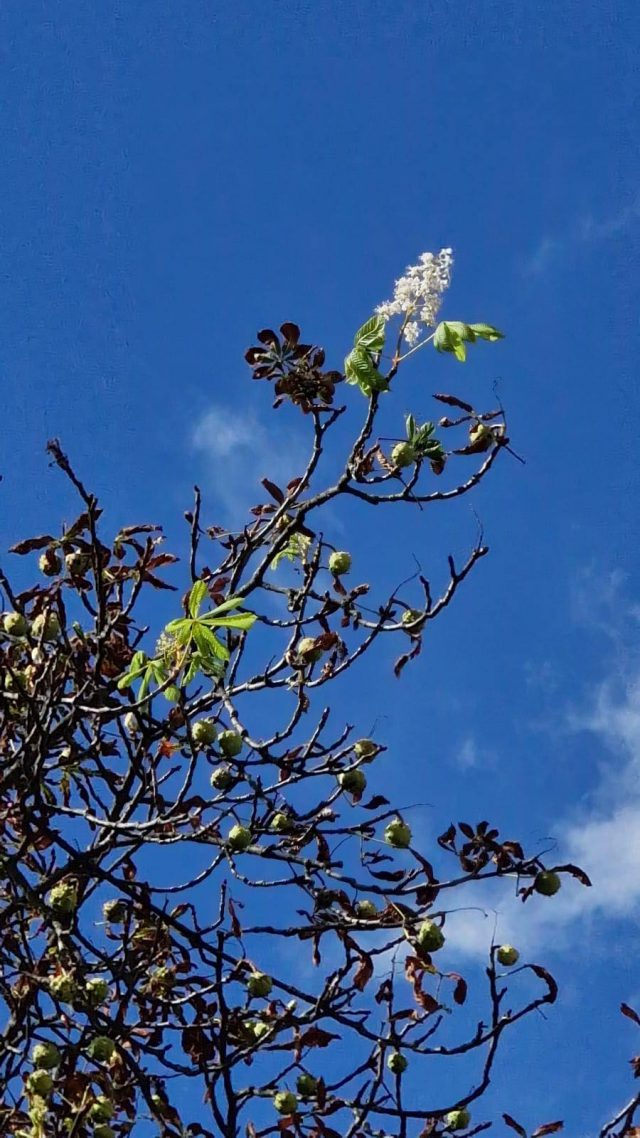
top-left (455, 733), bottom-right (496, 771)
top-left (191, 404), bottom-right (308, 517)
top-left (447, 578), bottom-right (640, 960)
top-left (522, 193), bottom-right (640, 276)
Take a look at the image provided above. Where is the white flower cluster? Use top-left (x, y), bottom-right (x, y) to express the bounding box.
top-left (376, 249), bottom-right (454, 341)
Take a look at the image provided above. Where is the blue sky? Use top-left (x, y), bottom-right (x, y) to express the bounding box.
top-left (1, 2), bottom-right (640, 1134)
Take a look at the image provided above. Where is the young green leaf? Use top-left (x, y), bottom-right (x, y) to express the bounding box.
top-left (188, 580), bottom-right (209, 618)
top-left (353, 314), bottom-right (386, 355)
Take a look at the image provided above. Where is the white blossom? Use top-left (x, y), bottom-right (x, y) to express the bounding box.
top-left (403, 321), bottom-right (421, 345)
top-left (376, 248), bottom-right (453, 329)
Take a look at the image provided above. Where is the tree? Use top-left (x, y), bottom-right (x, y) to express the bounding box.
top-left (0, 250), bottom-right (637, 1138)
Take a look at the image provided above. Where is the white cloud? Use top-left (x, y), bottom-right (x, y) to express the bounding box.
top-left (447, 614), bottom-right (640, 959)
top-left (522, 192), bottom-right (640, 276)
top-left (455, 733), bottom-right (496, 771)
top-left (191, 404), bottom-right (307, 517)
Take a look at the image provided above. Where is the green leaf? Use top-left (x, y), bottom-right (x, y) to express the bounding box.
top-left (468, 323), bottom-right (504, 342)
top-left (344, 347), bottom-right (389, 396)
top-left (188, 580), bottom-right (209, 618)
top-left (204, 612), bottom-right (257, 632)
top-left (209, 593), bottom-right (247, 617)
top-left (433, 322), bottom-right (467, 362)
top-left (165, 618), bottom-right (193, 646)
top-left (270, 532), bottom-right (311, 570)
top-left (405, 413), bottom-right (417, 441)
top-left (192, 622), bottom-right (229, 662)
top-left (353, 314), bottom-right (386, 355)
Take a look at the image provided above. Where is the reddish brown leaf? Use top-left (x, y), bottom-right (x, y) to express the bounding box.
top-left (10, 534), bottom-right (55, 555)
top-left (529, 964), bottom-right (558, 1003)
top-left (532, 1122), bottom-right (564, 1137)
top-left (502, 1115), bottom-right (527, 1137)
top-left (433, 393), bottom-right (474, 412)
top-left (228, 898), bottom-right (243, 939)
top-left (353, 953), bottom-right (374, 992)
top-left (622, 1003), bottom-right (640, 1027)
top-left (298, 1026), bottom-right (340, 1049)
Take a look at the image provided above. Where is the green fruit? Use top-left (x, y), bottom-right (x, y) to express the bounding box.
top-left (38, 550), bottom-right (61, 577)
top-left (48, 973), bottom-right (77, 1002)
top-left (2, 611), bottom-right (27, 636)
top-left (86, 977), bottom-right (109, 1004)
top-left (87, 1036), bottom-right (115, 1063)
top-left (402, 609), bottom-right (424, 628)
top-left (48, 882), bottom-right (78, 915)
top-left (273, 1091), bottom-right (298, 1115)
top-left (534, 871), bottom-right (561, 896)
top-left (210, 765), bottom-right (235, 791)
top-left (296, 1073), bottom-right (318, 1098)
top-left (271, 812), bottom-right (293, 833)
top-left (384, 818), bottom-right (412, 849)
top-left (227, 824), bottom-right (252, 852)
top-left (387, 1051), bottom-right (408, 1074)
top-left (338, 768), bottom-right (367, 794)
top-left (26, 1070), bottom-right (54, 1096)
top-left (218, 729), bottom-right (243, 757)
top-left (102, 899), bottom-right (126, 924)
top-left (251, 1021), bottom-right (270, 1041)
top-left (446, 1108), bottom-right (471, 1131)
top-left (65, 551), bottom-right (89, 576)
top-left (90, 1097), bottom-right (115, 1123)
top-left (391, 442), bottom-right (416, 468)
top-left (192, 718), bottom-right (217, 745)
top-left (32, 1042), bottom-right (60, 1069)
top-left (247, 971), bottom-right (273, 998)
top-left (93, 1127), bottom-right (115, 1138)
top-left (32, 612), bottom-right (60, 641)
top-left (355, 900), bottom-right (378, 919)
top-left (329, 550), bottom-right (352, 575)
top-left (297, 636), bottom-right (323, 663)
top-left (417, 920), bottom-right (445, 953)
top-left (354, 738), bottom-right (377, 761)
top-left (496, 944), bottom-right (519, 967)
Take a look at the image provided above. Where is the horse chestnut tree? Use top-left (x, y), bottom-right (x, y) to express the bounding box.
top-left (0, 252), bottom-right (634, 1138)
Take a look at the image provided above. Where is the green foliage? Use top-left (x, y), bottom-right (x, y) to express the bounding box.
top-left (270, 531), bottom-right (311, 570)
top-left (434, 320), bottom-right (504, 362)
top-left (344, 314), bottom-right (388, 396)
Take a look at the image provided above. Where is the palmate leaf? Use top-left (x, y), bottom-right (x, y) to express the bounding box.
top-left (192, 621), bottom-right (229, 662)
top-left (434, 320), bottom-right (504, 362)
top-left (188, 580), bottom-right (209, 618)
top-left (204, 612), bottom-right (258, 631)
top-left (344, 347), bottom-right (388, 396)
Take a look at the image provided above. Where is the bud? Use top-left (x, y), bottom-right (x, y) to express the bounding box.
top-left (26, 1070), bottom-right (54, 1096)
top-left (496, 944), bottom-right (519, 967)
top-left (338, 768), bottom-right (367, 795)
top-left (355, 900), bottom-right (378, 919)
top-left (384, 817), bottom-right (412, 849)
top-left (102, 898), bottom-right (126, 924)
top-left (387, 1051), bottom-right (408, 1074)
top-left (2, 611), bottom-right (27, 636)
top-left (417, 920), bottom-right (445, 953)
top-left (354, 738), bottom-right (377, 761)
top-left (90, 1097), bottom-right (115, 1123)
top-left (192, 719), bottom-right (217, 745)
top-left (273, 1091), bottom-right (298, 1116)
top-left (31, 1042), bottom-right (60, 1070)
top-left (65, 551), bottom-right (89, 576)
top-left (391, 442), bottom-right (416, 468)
top-left (87, 1036), bottom-right (115, 1063)
top-left (123, 711), bottom-right (139, 736)
top-left (48, 882), bottom-right (78, 915)
top-left (534, 870), bottom-right (561, 897)
top-left (329, 550), bottom-right (352, 575)
top-left (32, 612), bottom-right (60, 641)
top-left (218, 729), bottom-right (243, 757)
top-left (251, 1020), bottom-right (270, 1041)
top-left (38, 550), bottom-right (61, 577)
top-left (227, 824), bottom-right (252, 852)
top-left (271, 812), bottom-right (293, 833)
top-left (446, 1108), bottom-right (471, 1131)
top-left (48, 973), bottom-right (77, 1003)
top-left (86, 977), bottom-right (109, 1004)
top-left (210, 765), bottom-right (235, 791)
top-left (297, 636), bottom-right (323, 664)
top-left (296, 1073), bottom-right (318, 1098)
top-left (246, 971), bottom-right (273, 998)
